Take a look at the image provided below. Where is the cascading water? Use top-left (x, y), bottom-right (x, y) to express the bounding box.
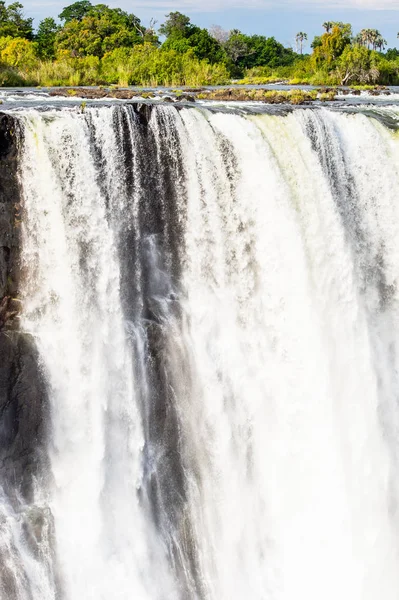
top-left (1, 101), bottom-right (399, 599)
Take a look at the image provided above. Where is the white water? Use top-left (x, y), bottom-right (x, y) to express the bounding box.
top-left (3, 103), bottom-right (399, 599)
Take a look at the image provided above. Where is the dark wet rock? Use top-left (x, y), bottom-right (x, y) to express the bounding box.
top-left (0, 114), bottom-right (49, 505)
top-left (110, 89), bottom-right (141, 100)
top-left (0, 114), bottom-right (19, 302)
top-left (0, 296), bottom-right (18, 329)
top-left (319, 87), bottom-right (335, 94)
top-left (0, 331), bottom-right (49, 502)
top-left (182, 87), bottom-right (205, 92)
top-left (133, 102), bottom-right (154, 125)
top-left (50, 87), bottom-right (108, 99)
top-left (176, 94), bottom-right (196, 103)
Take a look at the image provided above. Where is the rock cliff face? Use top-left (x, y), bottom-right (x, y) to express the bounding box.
top-left (0, 113), bottom-right (19, 303)
top-left (0, 114), bottom-right (49, 503)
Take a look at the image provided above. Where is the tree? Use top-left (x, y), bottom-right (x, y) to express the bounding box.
top-left (335, 44), bottom-right (378, 85)
top-left (208, 24), bottom-right (230, 44)
top-left (224, 30), bottom-right (251, 66)
top-left (353, 32), bottom-right (364, 46)
top-left (311, 35), bottom-right (322, 49)
top-left (386, 47), bottom-right (399, 61)
top-left (0, 1), bottom-right (33, 39)
top-left (330, 22), bottom-right (352, 37)
top-left (223, 30), bottom-right (296, 72)
top-left (322, 21), bottom-right (333, 33)
top-left (59, 0), bottom-right (92, 23)
top-left (0, 36), bottom-right (37, 69)
top-left (159, 12), bottom-right (191, 38)
top-left (186, 28), bottom-right (226, 63)
top-left (295, 32), bottom-right (307, 54)
top-left (374, 33), bottom-right (387, 51)
top-left (55, 4), bottom-right (147, 57)
top-left (358, 29), bottom-right (385, 50)
top-left (312, 25), bottom-right (351, 70)
top-left (36, 17), bottom-right (60, 59)
top-left (162, 27), bottom-right (226, 64)
top-left (159, 13), bottom-right (226, 64)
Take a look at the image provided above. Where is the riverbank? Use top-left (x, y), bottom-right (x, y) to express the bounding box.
top-left (47, 85), bottom-right (393, 105)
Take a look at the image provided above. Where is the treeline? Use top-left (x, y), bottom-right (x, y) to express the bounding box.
top-left (0, 3), bottom-right (399, 86)
top-left (0, 1), bottom-right (296, 86)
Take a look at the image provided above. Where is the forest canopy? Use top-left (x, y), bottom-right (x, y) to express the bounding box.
top-left (0, 2), bottom-right (398, 87)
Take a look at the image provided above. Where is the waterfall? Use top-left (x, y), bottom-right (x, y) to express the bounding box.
top-left (1, 102), bottom-right (399, 599)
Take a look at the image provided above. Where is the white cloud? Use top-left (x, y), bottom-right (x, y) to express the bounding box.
top-left (23, 0), bottom-right (399, 19)
top-left (129, 0), bottom-right (399, 10)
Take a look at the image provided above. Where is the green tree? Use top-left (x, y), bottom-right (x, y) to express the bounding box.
top-left (224, 30), bottom-right (251, 66)
top-left (56, 4), bottom-right (146, 58)
top-left (159, 12), bottom-right (191, 38)
top-left (335, 44), bottom-right (375, 84)
top-left (224, 31), bottom-right (295, 73)
top-left (59, 0), bottom-right (92, 23)
top-left (36, 17), bottom-right (60, 59)
top-left (0, 2), bottom-right (33, 39)
top-left (159, 12), bottom-right (226, 64)
top-left (246, 35), bottom-right (295, 68)
top-left (331, 22), bottom-right (352, 37)
top-left (0, 35), bottom-right (37, 69)
top-left (311, 35), bottom-right (322, 49)
top-left (386, 47), bottom-right (399, 61)
top-left (162, 26), bottom-right (226, 64)
top-left (186, 27), bottom-right (226, 63)
top-left (312, 25), bottom-right (351, 69)
top-left (322, 21), bottom-right (333, 33)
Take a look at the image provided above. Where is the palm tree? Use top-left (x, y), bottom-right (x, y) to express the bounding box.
top-left (322, 21), bottom-right (333, 33)
top-left (374, 33), bottom-right (387, 51)
top-left (370, 29), bottom-right (380, 50)
top-left (353, 32), bottom-right (364, 46)
top-left (360, 28), bottom-right (385, 50)
top-left (360, 28), bottom-right (374, 49)
top-left (295, 32), bottom-right (307, 54)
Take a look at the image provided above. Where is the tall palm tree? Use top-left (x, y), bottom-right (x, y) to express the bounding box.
top-left (295, 32), bottom-right (308, 54)
top-left (360, 28), bottom-right (385, 50)
top-left (374, 33), bottom-right (387, 51)
top-left (354, 32), bottom-right (364, 46)
top-left (370, 29), bottom-right (380, 50)
top-left (360, 28), bottom-right (374, 49)
top-left (322, 21), bottom-right (333, 33)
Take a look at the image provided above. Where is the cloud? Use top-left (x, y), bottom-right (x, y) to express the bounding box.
top-left (128, 0), bottom-right (399, 10)
top-left (23, 0), bottom-right (399, 21)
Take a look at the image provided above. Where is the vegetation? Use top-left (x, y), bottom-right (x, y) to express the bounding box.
top-left (0, 2), bottom-right (398, 87)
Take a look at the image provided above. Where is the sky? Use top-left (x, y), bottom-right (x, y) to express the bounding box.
top-left (23, 0), bottom-right (399, 50)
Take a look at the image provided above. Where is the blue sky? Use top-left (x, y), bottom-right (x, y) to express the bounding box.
top-left (23, 0), bottom-right (399, 49)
